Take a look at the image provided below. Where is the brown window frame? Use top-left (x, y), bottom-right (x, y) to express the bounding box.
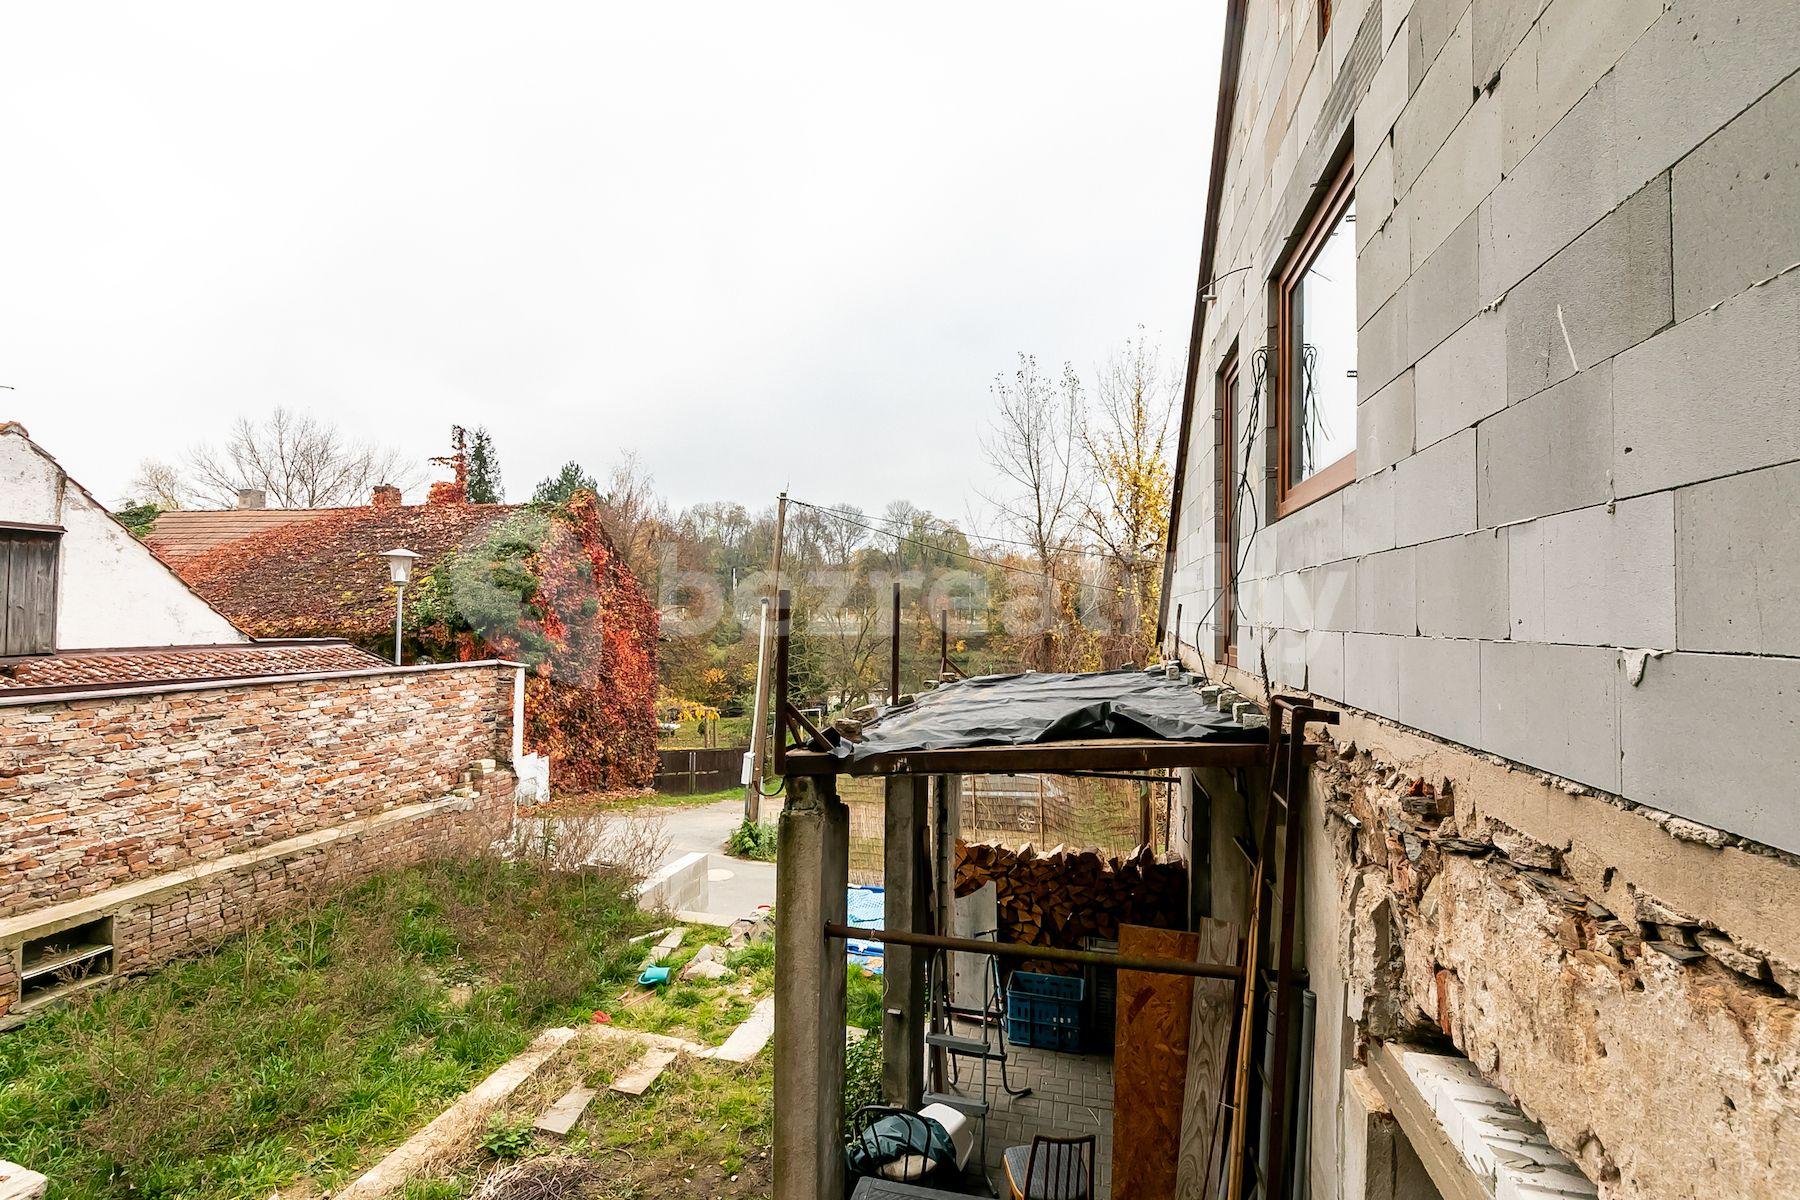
top-left (1214, 351), bottom-right (1241, 668)
top-left (1319, 0), bottom-right (1332, 42)
top-left (1275, 156), bottom-right (1357, 519)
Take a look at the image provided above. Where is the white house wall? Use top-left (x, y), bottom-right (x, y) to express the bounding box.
top-left (1167, 0), bottom-right (1800, 853)
top-left (0, 432), bottom-right (247, 649)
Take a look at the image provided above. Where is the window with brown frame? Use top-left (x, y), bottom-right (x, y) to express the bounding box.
top-left (1276, 157), bottom-right (1356, 517)
top-left (1214, 351), bottom-right (1241, 667)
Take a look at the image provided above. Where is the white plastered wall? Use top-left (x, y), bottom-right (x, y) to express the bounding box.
top-left (0, 431), bottom-right (246, 649)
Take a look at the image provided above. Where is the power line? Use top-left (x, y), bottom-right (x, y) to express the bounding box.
top-left (791, 496), bottom-right (1158, 565)
top-left (782, 495), bottom-right (1140, 597)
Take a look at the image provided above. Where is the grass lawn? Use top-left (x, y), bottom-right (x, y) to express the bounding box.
top-left (0, 855), bottom-right (661, 1200)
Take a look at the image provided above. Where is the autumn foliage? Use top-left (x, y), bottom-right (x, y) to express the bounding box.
top-left (181, 491), bottom-right (659, 791)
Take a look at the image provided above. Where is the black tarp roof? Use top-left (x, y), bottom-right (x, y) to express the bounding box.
top-left (843, 667), bottom-right (1262, 762)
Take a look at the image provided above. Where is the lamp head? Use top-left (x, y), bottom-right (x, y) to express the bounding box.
top-left (382, 547), bottom-right (421, 586)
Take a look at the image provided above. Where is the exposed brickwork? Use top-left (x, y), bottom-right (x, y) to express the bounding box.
top-left (0, 663), bottom-right (515, 920)
top-left (111, 772), bottom-right (512, 978)
top-left (1, 770), bottom-right (513, 1019)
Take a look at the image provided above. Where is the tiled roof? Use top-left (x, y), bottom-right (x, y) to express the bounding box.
top-left (175, 503), bottom-right (527, 641)
top-left (144, 508), bottom-right (355, 565)
top-left (0, 641), bottom-right (388, 692)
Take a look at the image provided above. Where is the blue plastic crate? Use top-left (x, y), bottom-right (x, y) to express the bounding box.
top-left (1006, 971), bottom-right (1085, 1052)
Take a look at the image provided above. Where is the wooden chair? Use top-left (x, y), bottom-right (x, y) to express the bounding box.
top-left (1002, 1133), bottom-right (1096, 1200)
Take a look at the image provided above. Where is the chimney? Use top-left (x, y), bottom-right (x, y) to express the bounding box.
top-left (371, 484), bottom-right (402, 508)
top-left (236, 488), bottom-right (266, 510)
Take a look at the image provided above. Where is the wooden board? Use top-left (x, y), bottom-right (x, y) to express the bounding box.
top-left (1174, 919), bottom-right (1238, 1200)
top-left (1112, 923), bottom-right (1203, 1200)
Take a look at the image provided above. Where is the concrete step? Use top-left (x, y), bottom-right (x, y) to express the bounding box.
top-left (611, 1047), bottom-right (678, 1097)
top-left (534, 1085), bottom-right (596, 1137)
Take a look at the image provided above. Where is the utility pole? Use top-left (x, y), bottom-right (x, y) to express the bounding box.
top-left (890, 581), bottom-right (902, 705)
top-left (744, 492), bottom-right (788, 819)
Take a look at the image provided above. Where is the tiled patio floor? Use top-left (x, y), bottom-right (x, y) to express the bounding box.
top-left (934, 1015), bottom-right (1115, 1197)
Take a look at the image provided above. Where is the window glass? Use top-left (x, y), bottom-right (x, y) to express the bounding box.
top-left (1291, 200), bottom-right (1356, 485)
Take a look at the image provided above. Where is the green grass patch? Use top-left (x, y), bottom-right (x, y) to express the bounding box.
top-left (604, 928), bottom-right (769, 1045)
top-left (0, 856), bottom-right (658, 1200)
top-left (725, 817), bottom-right (778, 861)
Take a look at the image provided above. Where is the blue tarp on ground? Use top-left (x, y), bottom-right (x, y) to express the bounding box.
top-left (848, 885), bottom-right (884, 974)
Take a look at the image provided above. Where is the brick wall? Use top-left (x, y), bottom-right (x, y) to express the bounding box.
top-left (0, 663), bottom-right (515, 920)
top-left (110, 770), bottom-right (514, 980)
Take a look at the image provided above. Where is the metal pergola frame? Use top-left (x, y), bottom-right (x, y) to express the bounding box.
top-left (766, 588), bottom-right (1330, 1200)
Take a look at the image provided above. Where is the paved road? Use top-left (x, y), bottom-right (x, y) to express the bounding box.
top-left (642, 796), bottom-right (777, 921)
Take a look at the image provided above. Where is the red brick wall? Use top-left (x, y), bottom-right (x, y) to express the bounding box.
top-left (0, 664), bottom-right (515, 921)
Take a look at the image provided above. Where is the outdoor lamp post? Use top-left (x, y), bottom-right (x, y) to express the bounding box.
top-left (382, 548), bottom-right (421, 666)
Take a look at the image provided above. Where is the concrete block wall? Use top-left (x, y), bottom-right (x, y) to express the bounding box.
top-left (0, 663), bottom-right (515, 919)
top-left (1168, 0), bottom-right (1800, 853)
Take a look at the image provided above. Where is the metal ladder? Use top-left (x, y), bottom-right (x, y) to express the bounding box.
top-left (921, 934), bottom-right (1032, 1183)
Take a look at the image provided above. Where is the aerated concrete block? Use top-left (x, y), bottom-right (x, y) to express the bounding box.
top-left (1345, 632), bottom-right (1403, 716)
top-left (1407, 101), bottom-right (1501, 271)
top-left (1393, 429), bottom-right (1477, 548)
top-left (1343, 468), bottom-right (1398, 558)
top-left (1675, 461), bottom-right (1800, 657)
top-left (1505, 493), bottom-right (1675, 648)
top-left (1612, 271), bottom-right (1800, 498)
top-left (1470, 0), bottom-right (1550, 87)
top-left (1479, 640), bottom-right (1620, 792)
top-left (1358, 372), bottom-right (1416, 476)
top-left (1612, 0), bottom-right (1800, 207)
top-left (1398, 635), bottom-right (1481, 747)
top-left (1476, 362), bottom-right (1612, 527)
top-left (1503, 173), bottom-right (1672, 403)
top-left (1357, 546), bottom-right (1418, 636)
top-left (1672, 70), bottom-right (1800, 320)
top-left (1405, 211), bottom-right (1482, 365)
top-left (1395, 8), bottom-right (1475, 196)
top-left (1415, 530), bottom-right (1508, 640)
top-left (1621, 651), bottom-right (1800, 855)
top-left (1415, 308), bottom-right (1507, 449)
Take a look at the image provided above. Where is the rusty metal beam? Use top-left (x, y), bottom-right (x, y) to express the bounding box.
top-left (825, 923), bottom-right (1243, 982)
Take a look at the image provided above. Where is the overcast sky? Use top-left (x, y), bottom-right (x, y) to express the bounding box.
top-left (2, 3), bottom-right (1219, 522)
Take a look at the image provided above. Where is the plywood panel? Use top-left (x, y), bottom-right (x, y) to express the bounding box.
top-left (1112, 923), bottom-right (1203, 1200)
top-left (1175, 918), bottom-right (1238, 1200)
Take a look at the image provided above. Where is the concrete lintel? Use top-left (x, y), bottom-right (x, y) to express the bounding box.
top-left (773, 774), bottom-right (849, 1200)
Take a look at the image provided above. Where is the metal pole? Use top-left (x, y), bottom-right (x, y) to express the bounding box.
top-left (744, 598), bottom-right (772, 821)
top-left (745, 494), bottom-right (787, 806)
top-left (393, 585), bottom-right (405, 666)
top-left (890, 581), bottom-right (902, 705)
top-left (939, 608), bottom-right (948, 678)
top-left (824, 923), bottom-right (1242, 981)
top-left (772, 589), bottom-right (791, 776)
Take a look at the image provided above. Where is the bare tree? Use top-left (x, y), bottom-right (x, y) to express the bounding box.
top-left (593, 450), bottom-right (669, 583)
top-left (126, 459), bottom-right (193, 509)
top-left (184, 408), bottom-right (418, 508)
top-left (978, 354), bottom-right (1086, 567)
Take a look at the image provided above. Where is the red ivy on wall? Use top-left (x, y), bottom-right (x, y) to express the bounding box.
top-left (182, 492), bottom-right (660, 792)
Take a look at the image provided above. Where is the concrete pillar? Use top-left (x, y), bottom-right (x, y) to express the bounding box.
top-left (882, 774), bottom-right (929, 1108)
top-left (928, 773), bottom-right (960, 1087)
top-left (773, 774), bottom-right (849, 1200)
top-left (1342, 1067), bottom-right (1401, 1200)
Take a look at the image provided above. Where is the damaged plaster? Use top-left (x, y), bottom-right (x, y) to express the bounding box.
top-left (1317, 737), bottom-right (1800, 1200)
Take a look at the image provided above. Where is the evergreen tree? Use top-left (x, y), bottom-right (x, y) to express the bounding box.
top-left (466, 426), bottom-right (504, 504)
top-left (532, 460), bottom-right (599, 506)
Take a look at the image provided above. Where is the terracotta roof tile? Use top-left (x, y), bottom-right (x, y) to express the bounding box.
top-left (173, 503), bottom-right (522, 641)
top-left (144, 508), bottom-right (356, 565)
top-left (0, 641), bottom-right (389, 692)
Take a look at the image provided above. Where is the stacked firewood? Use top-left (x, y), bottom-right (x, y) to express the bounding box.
top-left (954, 839), bottom-right (1188, 953)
